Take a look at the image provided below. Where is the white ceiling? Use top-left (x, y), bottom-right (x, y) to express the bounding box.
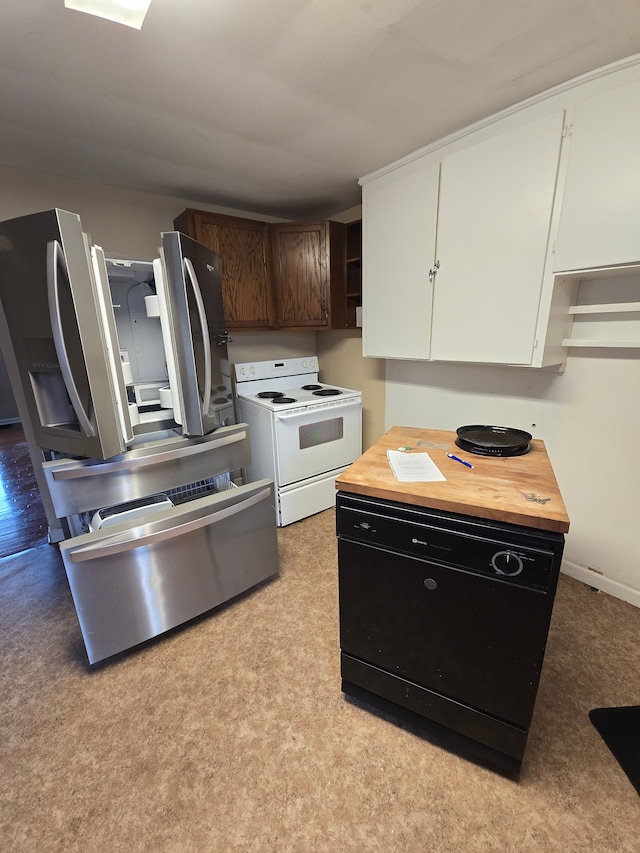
top-left (3, 0), bottom-right (640, 220)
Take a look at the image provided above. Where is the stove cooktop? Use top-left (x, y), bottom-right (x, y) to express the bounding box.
top-left (240, 382), bottom-right (359, 411)
top-left (232, 356), bottom-right (361, 412)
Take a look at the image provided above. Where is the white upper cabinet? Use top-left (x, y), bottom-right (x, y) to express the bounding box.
top-left (361, 111), bottom-right (565, 365)
top-left (362, 158), bottom-right (439, 360)
top-left (431, 112), bottom-right (565, 365)
top-left (553, 77), bottom-right (640, 273)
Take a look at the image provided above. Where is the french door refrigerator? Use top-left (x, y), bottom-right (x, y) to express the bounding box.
top-left (0, 208), bottom-right (279, 664)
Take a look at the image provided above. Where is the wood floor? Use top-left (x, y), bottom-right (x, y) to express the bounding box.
top-left (0, 423), bottom-right (48, 557)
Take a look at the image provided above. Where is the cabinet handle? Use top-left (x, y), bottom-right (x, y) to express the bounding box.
top-left (428, 260), bottom-right (441, 283)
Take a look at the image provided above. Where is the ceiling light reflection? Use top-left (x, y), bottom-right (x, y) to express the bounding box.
top-left (64, 0), bottom-right (152, 30)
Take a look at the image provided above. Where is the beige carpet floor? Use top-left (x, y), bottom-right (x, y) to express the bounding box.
top-left (1, 508), bottom-right (639, 852)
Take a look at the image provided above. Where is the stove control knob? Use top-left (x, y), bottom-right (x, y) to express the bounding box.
top-left (250, 367), bottom-right (256, 374)
top-left (490, 550), bottom-right (524, 577)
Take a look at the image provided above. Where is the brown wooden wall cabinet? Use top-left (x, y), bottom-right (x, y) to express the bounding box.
top-left (173, 209), bottom-right (362, 331)
top-left (173, 209), bottom-right (275, 329)
top-left (270, 220), bottom-right (336, 329)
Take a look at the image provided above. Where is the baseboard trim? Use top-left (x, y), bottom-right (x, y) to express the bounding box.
top-left (561, 560), bottom-right (640, 609)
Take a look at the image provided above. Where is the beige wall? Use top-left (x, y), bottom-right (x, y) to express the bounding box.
top-left (0, 165), bottom-right (284, 256)
top-left (227, 331), bottom-right (315, 364)
top-left (314, 203), bottom-right (386, 451)
top-left (385, 354), bottom-right (640, 606)
top-left (316, 330), bottom-right (385, 451)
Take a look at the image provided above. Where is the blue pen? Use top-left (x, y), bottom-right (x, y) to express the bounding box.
top-left (447, 453), bottom-right (474, 469)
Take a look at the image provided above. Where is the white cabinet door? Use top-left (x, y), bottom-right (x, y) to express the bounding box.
top-left (362, 159), bottom-right (439, 360)
top-left (431, 112), bottom-right (565, 365)
top-left (553, 78), bottom-right (640, 272)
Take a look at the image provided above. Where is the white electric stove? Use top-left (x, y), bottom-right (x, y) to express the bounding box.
top-left (233, 357), bottom-right (362, 526)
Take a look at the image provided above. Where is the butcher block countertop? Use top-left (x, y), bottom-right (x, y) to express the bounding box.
top-left (336, 426), bottom-right (570, 533)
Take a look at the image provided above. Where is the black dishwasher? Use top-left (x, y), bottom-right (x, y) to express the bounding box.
top-left (336, 491), bottom-right (565, 778)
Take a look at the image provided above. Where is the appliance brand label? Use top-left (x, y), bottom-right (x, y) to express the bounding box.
top-left (412, 537), bottom-right (452, 552)
top-left (32, 361), bottom-right (60, 371)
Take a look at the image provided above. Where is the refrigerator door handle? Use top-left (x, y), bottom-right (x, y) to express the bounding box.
top-left (48, 426), bottom-right (248, 480)
top-left (183, 256), bottom-right (211, 417)
top-left (90, 244), bottom-right (133, 444)
top-left (67, 485), bottom-right (272, 563)
top-left (46, 239), bottom-right (96, 438)
top-left (153, 256), bottom-right (183, 425)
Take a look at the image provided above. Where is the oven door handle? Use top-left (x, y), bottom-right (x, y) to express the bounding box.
top-left (274, 399), bottom-right (362, 421)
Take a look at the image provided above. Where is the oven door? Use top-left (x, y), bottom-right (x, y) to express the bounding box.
top-left (274, 399), bottom-right (362, 485)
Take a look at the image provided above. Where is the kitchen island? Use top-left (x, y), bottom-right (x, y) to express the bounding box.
top-left (335, 425), bottom-right (569, 533)
top-left (335, 426), bottom-right (570, 778)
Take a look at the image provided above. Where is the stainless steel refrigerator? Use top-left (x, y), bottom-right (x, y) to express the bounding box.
top-left (0, 208), bottom-right (279, 664)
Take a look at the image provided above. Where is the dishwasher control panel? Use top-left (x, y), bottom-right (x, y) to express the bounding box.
top-left (336, 492), bottom-right (565, 592)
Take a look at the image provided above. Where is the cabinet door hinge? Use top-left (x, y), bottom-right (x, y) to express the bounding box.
top-left (562, 122), bottom-right (573, 140)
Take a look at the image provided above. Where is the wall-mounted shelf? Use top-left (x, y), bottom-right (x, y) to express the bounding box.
top-left (558, 268), bottom-right (640, 349)
top-left (568, 302), bottom-right (640, 315)
top-left (562, 338), bottom-right (640, 347)
top-left (344, 219), bottom-right (362, 329)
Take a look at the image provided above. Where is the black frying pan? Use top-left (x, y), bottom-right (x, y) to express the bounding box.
top-left (455, 424), bottom-right (532, 457)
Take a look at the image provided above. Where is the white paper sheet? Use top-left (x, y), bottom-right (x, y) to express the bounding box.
top-left (386, 449), bottom-right (446, 482)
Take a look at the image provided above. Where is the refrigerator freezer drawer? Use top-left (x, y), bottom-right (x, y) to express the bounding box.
top-left (59, 479), bottom-right (278, 664)
top-left (43, 423), bottom-right (251, 517)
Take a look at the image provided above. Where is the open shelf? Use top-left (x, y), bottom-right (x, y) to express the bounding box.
top-left (558, 267), bottom-right (640, 349)
top-left (344, 219), bottom-right (362, 329)
top-left (562, 338), bottom-right (640, 347)
top-left (568, 302), bottom-right (640, 315)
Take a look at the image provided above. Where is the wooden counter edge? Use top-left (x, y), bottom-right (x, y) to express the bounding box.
top-left (335, 480), bottom-right (568, 534)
